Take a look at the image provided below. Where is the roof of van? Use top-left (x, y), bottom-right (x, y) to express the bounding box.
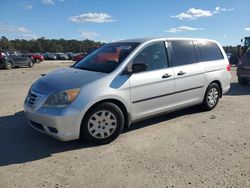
top-left (112, 37), bottom-right (218, 44)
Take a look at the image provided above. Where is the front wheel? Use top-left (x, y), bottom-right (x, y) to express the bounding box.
top-left (202, 83), bottom-right (220, 111)
top-left (5, 61), bottom-right (12, 70)
top-left (81, 102), bottom-right (124, 144)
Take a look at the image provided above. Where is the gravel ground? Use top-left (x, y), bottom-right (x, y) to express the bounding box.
top-left (0, 61), bottom-right (249, 188)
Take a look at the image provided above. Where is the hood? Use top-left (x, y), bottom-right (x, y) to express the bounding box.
top-left (32, 67), bottom-right (107, 94)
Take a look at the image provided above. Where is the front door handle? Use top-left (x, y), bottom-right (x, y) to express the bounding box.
top-left (162, 73), bottom-right (172, 79)
top-left (177, 71), bottom-right (186, 76)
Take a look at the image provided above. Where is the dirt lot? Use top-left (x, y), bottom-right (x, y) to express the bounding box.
top-left (0, 61), bottom-right (249, 188)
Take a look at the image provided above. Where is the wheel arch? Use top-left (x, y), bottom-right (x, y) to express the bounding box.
top-left (7, 60), bottom-right (14, 65)
top-left (5, 60), bottom-right (14, 68)
top-left (208, 80), bottom-right (222, 98)
top-left (81, 98), bottom-right (131, 129)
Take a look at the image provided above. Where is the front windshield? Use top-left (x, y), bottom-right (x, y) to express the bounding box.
top-left (73, 42), bottom-right (139, 73)
top-left (245, 47), bottom-right (250, 57)
top-left (245, 38), bottom-right (250, 47)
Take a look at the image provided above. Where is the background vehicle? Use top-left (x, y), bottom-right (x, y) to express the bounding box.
top-left (72, 52), bottom-right (87, 62)
top-left (56, 53), bottom-right (69, 60)
top-left (66, 52), bottom-right (75, 60)
top-left (43, 52), bottom-right (57, 60)
top-left (237, 37), bottom-right (250, 85)
top-left (24, 38), bottom-right (230, 144)
top-left (0, 50), bottom-right (34, 70)
top-left (237, 47), bottom-right (250, 85)
top-left (238, 37), bottom-right (250, 57)
top-left (226, 52), bottom-right (239, 65)
top-left (0, 50), bottom-right (6, 67)
top-left (32, 53), bottom-right (44, 63)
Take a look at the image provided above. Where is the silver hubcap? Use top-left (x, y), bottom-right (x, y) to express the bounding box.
top-left (88, 110), bottom-right (117, 139)
top-left (207, 88), bottom-right (219, 107)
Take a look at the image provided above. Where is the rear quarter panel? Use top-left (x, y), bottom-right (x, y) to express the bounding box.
top-left (203, 41), bottom-right (231, 95)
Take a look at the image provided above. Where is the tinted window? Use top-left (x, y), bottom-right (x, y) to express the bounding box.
top-left (170, 40), bottom-right (197, 66)
top-left (132, 42), bottom-right (168, 71)
top-left (245, 47), bottom-right (250, 58)
top-left (73, 43), bottom-right (139, 73)
top-left (245, 38), bottom-right (250, 46)
top-left (199, 41), bottom-right (223, 61)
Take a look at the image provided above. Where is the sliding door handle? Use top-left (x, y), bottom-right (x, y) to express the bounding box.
top-left (177, 71), bottom-right (186, 76)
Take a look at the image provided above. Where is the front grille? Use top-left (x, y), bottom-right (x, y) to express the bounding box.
top-left (26, 91), bottom-right (41, 108)
top-left (243, 66), bottom-right (250, 70)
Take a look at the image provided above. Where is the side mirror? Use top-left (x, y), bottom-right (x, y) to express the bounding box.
top-left (132, 63), bottom-right (147, 73)
top-left (241, 39), bottom-right (243, 43)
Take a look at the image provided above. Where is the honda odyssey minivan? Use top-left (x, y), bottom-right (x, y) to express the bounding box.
top-left (24, 38), bottom-right (231, 143)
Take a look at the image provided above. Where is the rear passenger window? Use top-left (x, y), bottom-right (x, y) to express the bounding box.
top-left (199, 41), bottom-right (224, 61)
top-left (170, 40), bottom-right (197, 66)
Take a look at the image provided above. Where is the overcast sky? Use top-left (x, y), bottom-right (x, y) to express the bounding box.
top-left (0, 0), bottom-right (250, 45)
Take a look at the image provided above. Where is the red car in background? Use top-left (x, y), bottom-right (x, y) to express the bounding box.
top-left (72, 47), bottom-right (100, 62)
top-left (72, 52), bottom-right (87, 62)
top-left (32, 53), bottom-right (44, 63)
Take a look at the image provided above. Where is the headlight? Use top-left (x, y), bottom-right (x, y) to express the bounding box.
top-left (44, 88), bottom-right (80, 108)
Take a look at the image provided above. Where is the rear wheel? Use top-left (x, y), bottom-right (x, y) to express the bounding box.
top-left (28, 61), bottom-right (34, 68)
top-left (202, 83), bottom-right (220, 111)
top-left (81, 102), bottom-right (124, 144)
top-left (35, 59), bottom-right (41, 63)
top-left (238, 77), bottom-right (248, 85)
top-left (5, 61), bottom-right (12, 70)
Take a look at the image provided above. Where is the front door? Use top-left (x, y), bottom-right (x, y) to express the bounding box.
top-left (129, 41), bottom-right (175, 121)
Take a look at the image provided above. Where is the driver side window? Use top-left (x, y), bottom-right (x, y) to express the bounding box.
top-left (131, 42), bottom-right (169, 72)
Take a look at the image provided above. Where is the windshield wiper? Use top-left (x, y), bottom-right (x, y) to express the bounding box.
top-left (72, 66), bottom-right (109, 73)
top-left (73, 66), bottom-right (95, 72)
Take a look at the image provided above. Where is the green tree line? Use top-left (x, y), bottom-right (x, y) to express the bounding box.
top-left (0, 36), bottom-right (103, 53)
top-left (0, 36), bottom-right (239, 55)
top-left (223, 46), bottom-right (239, 54)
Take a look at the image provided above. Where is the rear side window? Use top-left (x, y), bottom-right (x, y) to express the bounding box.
top-left (170, 40), bottom-right (197, 66)
top-left (199, 41), bottom-right (224, 61)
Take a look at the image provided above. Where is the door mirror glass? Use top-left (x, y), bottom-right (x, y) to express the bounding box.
top-left (132, 63), bottom-right (147, 73)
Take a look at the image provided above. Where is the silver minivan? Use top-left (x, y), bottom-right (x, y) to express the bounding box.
top-left (24, 38), bottom-right (231, 143)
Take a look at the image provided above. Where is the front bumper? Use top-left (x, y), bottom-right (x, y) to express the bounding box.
top-left (24, 104), bottom-right (83, 141)
top-left (0, 58), bottom-right (7, 68)
top-left (237, 66), bottom-right (250, 79)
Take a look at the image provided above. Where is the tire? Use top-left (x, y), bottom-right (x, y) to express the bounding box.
top-left (5, 61), bottom-right (12, 70)
top-left (28, 61), bottom-right (34, 68)
top-left (80, 102), bottom-right (124, 144)
top-left (238, 77), bottom-right (248, 85)
top-left (202, 83), bottom-right (220, 111)
top-left (35, 59), bottom-right (41, 63)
